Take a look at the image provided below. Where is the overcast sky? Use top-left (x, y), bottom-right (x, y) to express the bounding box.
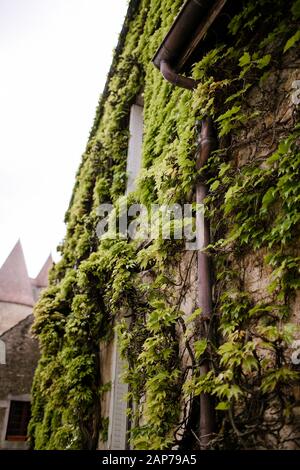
top-left (0, 0), bottom-right (128, 277)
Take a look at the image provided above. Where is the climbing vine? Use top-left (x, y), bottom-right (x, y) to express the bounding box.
top-left (29, 0), bottom-right (300, 450)
top-left (185, 128), bottom-right (300, 449)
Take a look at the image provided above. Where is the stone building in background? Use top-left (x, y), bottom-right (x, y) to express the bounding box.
top-left (0, 241), bottom-right (52, 449)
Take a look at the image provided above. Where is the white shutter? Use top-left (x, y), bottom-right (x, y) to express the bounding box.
top-left (126, 103), bottom-right (143, 194)
top-left (108, 336), bottom-right (128, 450)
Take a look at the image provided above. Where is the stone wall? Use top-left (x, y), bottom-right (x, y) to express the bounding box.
top-left (0, 314), bottom-right (39, 449)
top-left (0, 302), bottom-right (32, 336)
top-left (232, 53), bottom-right (300, 323)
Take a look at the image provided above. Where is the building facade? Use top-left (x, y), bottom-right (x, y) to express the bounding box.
top-left (0, 241), bottom-right (51, 449)
top-left (29, 0), bottom-right (300, 450)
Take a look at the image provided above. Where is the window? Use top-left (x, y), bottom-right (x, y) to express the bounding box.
top-left (6, 401), bottom-right (31, 441)
top-left (126, 99), bottom-right (144, 194)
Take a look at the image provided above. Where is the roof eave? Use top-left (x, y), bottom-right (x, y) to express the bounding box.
top-left (152, 0), bottom-right (227, 73)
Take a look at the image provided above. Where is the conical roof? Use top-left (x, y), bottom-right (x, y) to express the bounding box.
top-left (33, 254), bottom-right (52, 287)
top-left (0, 240), bottom-right (34, 306)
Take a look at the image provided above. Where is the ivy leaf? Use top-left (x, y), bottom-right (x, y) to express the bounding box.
top-left (292, 0), bottom-right (300, 19)
top-left (210, 180), bottom-right (220, 191)
top-left (194, 339), bottom-right (207, 360)
top-left (216, 106), bottom-right (242, 136)
top-left (282, 323), bottom-right (298, 344)
top-left (239, 51), bottom-right (251, 67)
top-left (186, 308), bottom-right (202, 324)
top-left (261, 186), bottom-right (277, 211)
top-left (216, 106), bottom-right (241, 122)
top-left (228, 384), bottom-right (242, 400)
top-left (259, 70), bottom-right (271, 86)
top-left (225, 83), bottom-right (251, 103)
top-left (283, 30), bottom-right (300, 53)
top-left (214, 383), bottom-right (230, 398)
top-left (256, 54), bottom-right (271, 69)
top-left (219, 162), bottom-right (231, 177)
top-left (242, 355), bottom-right (259, 373)
top-left (261, 368), bottom-right (299, 393)
top-left (215, 401), bottom-right (230, 411)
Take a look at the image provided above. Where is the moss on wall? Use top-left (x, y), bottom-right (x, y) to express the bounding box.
top-left (29, 0), bottom-right (300, 450)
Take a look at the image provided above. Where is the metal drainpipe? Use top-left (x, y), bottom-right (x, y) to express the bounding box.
top-left (159, 63), bottom-right (217, 447)
top-left (195, 116), bottom-right (216, 448)
top-left (160, 61), bottom-right (199, 90)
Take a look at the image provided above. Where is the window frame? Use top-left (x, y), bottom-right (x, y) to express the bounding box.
top-left (5, 399), bottom-right (31, 442)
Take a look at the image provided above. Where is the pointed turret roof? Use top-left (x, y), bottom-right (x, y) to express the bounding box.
top-left (32, 254), bottom-right (52, 287)
top-left (0, 240), bottom-right (34, 306)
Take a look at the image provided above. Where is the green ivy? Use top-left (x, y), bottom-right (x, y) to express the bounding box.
top-left (29, 0), bottom-right (300, 450)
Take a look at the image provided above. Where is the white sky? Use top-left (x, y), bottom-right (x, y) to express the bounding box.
top-left (0, 0), bottom-right (128, 277)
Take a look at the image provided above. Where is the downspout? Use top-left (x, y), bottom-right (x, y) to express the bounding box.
top-left (152, 0), bottom-right (227, 448)
top-left (160, 60), bottom-right (198, 90)
top-left (195, 117), bottom-right (216, 448)
top-left (158, 67), bottom-right (216, 449)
